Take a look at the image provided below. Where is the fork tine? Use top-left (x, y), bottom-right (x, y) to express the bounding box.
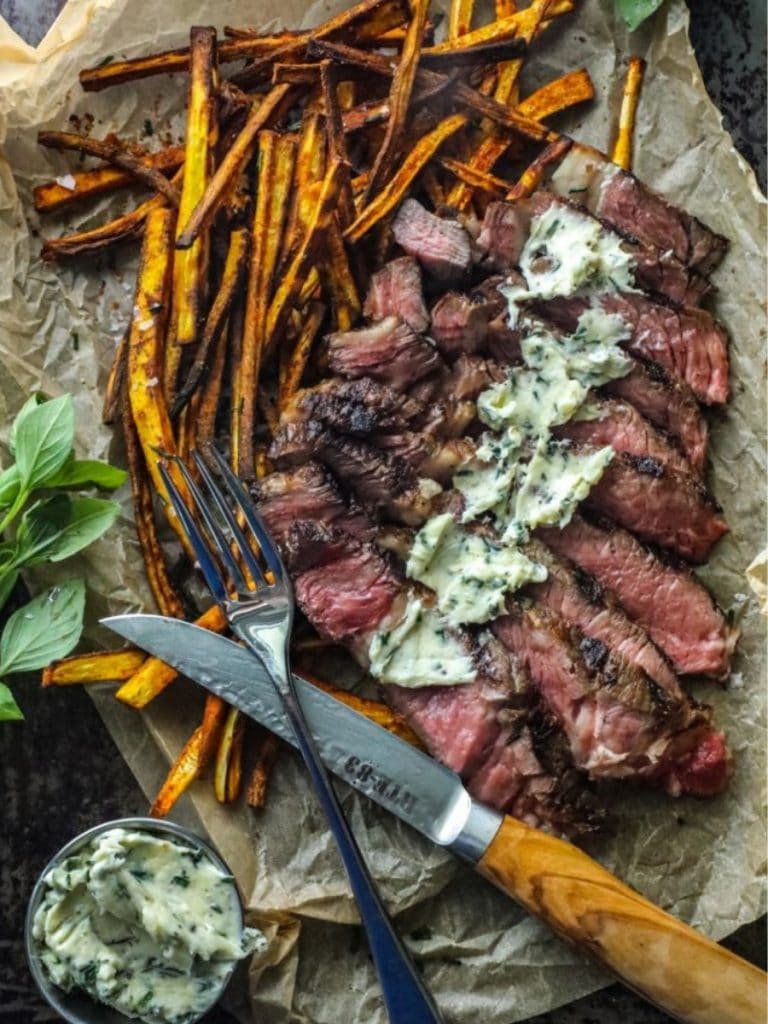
top-left (171, 457), bottom-right (249, 594)
top-left (209, 447), bottom-right (285, 580)
top-left (158, 462), bottom-right (229, 605)
top-left (191, 451), bottom-right (267, 588)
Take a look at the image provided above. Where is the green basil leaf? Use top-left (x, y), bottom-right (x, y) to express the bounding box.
top-left (9, 394), bottom-right (42, 454)
top-left (0, 681), bottom-right (23, 721)
top-left (46, 497), bottom-right (121, 563)
top-left (15, 495), bottom-right (73, 567)
top-left (0, 579), bottom-right (85, 675)
top-left (0, 569), bottom-right (19, 615)
top-left (0, 465), bottom-right (20, 509)
top-left (45, 456), bottom-right (127, 491)
top-left (14, 394), bottom-right (74, 492)
top-left (614, 0), bottom-right (665, 31)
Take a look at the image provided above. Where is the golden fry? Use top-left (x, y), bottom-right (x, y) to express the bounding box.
top-left (214, 706), bottom-right (245, 803)
top-left (518, 67), bottom-right (595, 121)
top-left (116, 605), bottom-right (227, 709)
top-left (266, 158), bottom-right (346, 354)
top-left (612, 57), bottom-right (646, 171)
top-left (246, 733), bottom-right (282, 809)
top-left (173, 226), bottom-right (249, 418)
top-left (43, 649), bottom-right (146, 686)
top-left (279, 301), bottom-right (325, 409)
top-left (176, 84), bottom-right (293, 250)
top-left (41, 193), bottom-right (160, 261)
top-left (80, 33), bottom-right (305, 91)
top-left (150, 725), bottom-right (206, 817)
top-left (449, 0), bottom-right (474, 38)
top-left (283, 112), bottom-right (327, 272)
top-left (506, 136), bottom-right (573, 200)
top-left (236, 131), bottom-right (296, 479)
top-left (122, 391), bottom-right (186, 619)
top-left (345, 114), bottom-right (466, 243)
top-left (364, 0), bottom-right (430, 200)
top-left (440, 156), bottom-right (510, 196)
top-left (171, 27), bottom-right (219, 352)
top-left (33, 145), bottom-right (184, 214)
top-left (320, 222), bottom-right (360, 330)
top-left (38, 131), bottom-right (180, 205)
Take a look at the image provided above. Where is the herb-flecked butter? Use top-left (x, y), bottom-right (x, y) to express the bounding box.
top-left (32, 828), bottom-right (266, 1024)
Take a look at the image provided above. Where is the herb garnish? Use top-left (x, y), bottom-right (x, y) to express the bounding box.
top-left (0, 394), bottom-right (126, 720)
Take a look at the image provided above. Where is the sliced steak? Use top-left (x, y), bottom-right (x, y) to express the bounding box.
top-left (550, 145), bottom-right (728, 274)
top-left (585, 449), bottom-right (728, 563)
top-left (429, 291), bottom-right (498, 358)
top-left (523, 537), bottom-right (681, 699)
top-left (602, 358), bottom-right (708, 472)
top-left (493, 604), bottom-right (730, 796)
top-left (254, 462), bottom-right (373, 549)
top-left (291, 527), bottom-right (400, 642)
top-left (283, 521), bottom-right (596, 833)
top-left (538, 292), bottom-right (730, 405)
top-left (537, 515), bottom-right (736, 678)
top-left (554, 396), bottom-right (693, 476)
top-left (392, 198), bottom-right (473, 283)
top-left (325, 317), bottom-right (442, 392)
top-left (476, 200), bottom-right (532, 270)
top-left (363, 255), bottom-right (430, 333)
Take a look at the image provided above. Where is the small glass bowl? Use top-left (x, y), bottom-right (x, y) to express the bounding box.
top-left (25, 816), bottom-right (245, 1024)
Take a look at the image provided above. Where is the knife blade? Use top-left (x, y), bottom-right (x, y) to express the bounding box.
top-left (103, 612), bottom-right (767, 1024)
top-left (102, 613), bottom-right (502, 860)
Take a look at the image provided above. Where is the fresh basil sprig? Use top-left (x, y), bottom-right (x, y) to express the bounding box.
top-left (0, 394), bottom-right (126, 721)
top-left (615, 0), bottom-right (665, 31)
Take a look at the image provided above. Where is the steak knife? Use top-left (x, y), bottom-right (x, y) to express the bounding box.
top-left (104, 613), bottom-right (765, 1024)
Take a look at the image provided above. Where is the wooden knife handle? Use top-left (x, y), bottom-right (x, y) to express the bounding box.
top-left (477, 815), bottom-right (766, 1024)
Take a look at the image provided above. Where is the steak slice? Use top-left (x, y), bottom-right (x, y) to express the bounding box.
top-left (537, 515), bottom-right (736, 678)
top-left (538, 292), bottom-right (730, 405)
top-left (291, 526), bottom-right (400, 642)
top-left (550, 145), bottom-right (728, 274)
top-left (585, 450), bottom-right (728, 563)
top-left (523, 537), bottom-right (681, 699)
top-left (554, 396), bottom-right (694, 476)
top-left (493, 604), bottom-right (730, 796)
top-left (363, 255), bottom-right (430, 333)
top-left (255, 462), bottom-right (373, 549)
top-left (601, 358), bottom-right (708, 472)
top-left (392, 198), bottom-right (473, 283)
top-left (326, 317), bottom-right (442, 392)
top-left (429, 291), bottom-right (499, 358)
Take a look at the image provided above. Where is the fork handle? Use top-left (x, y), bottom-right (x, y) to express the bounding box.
top-left (284, 688), bottom-right (444, 1024)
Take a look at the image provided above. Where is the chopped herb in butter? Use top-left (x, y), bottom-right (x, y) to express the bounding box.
top-left (520, 311), bottom-right (632, 390)
top-left (407, 513), bottom-right (546, 626)
top-left (32, 828), bottom-right (266, 1024)
top-left (368, 596), bottom-right (475, 687)
top-left (502, 438), bottom-right (614, 543)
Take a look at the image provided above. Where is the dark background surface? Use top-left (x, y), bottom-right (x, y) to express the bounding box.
top-left (0, 2), bottom-right (765, 1023)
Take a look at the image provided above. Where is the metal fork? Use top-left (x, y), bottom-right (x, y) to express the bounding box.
top-left (159, 447), bottom-right (444, 1024)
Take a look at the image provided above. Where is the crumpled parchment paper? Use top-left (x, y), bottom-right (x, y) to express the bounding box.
top-left (0, 1), bottom-right (765, 1020)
